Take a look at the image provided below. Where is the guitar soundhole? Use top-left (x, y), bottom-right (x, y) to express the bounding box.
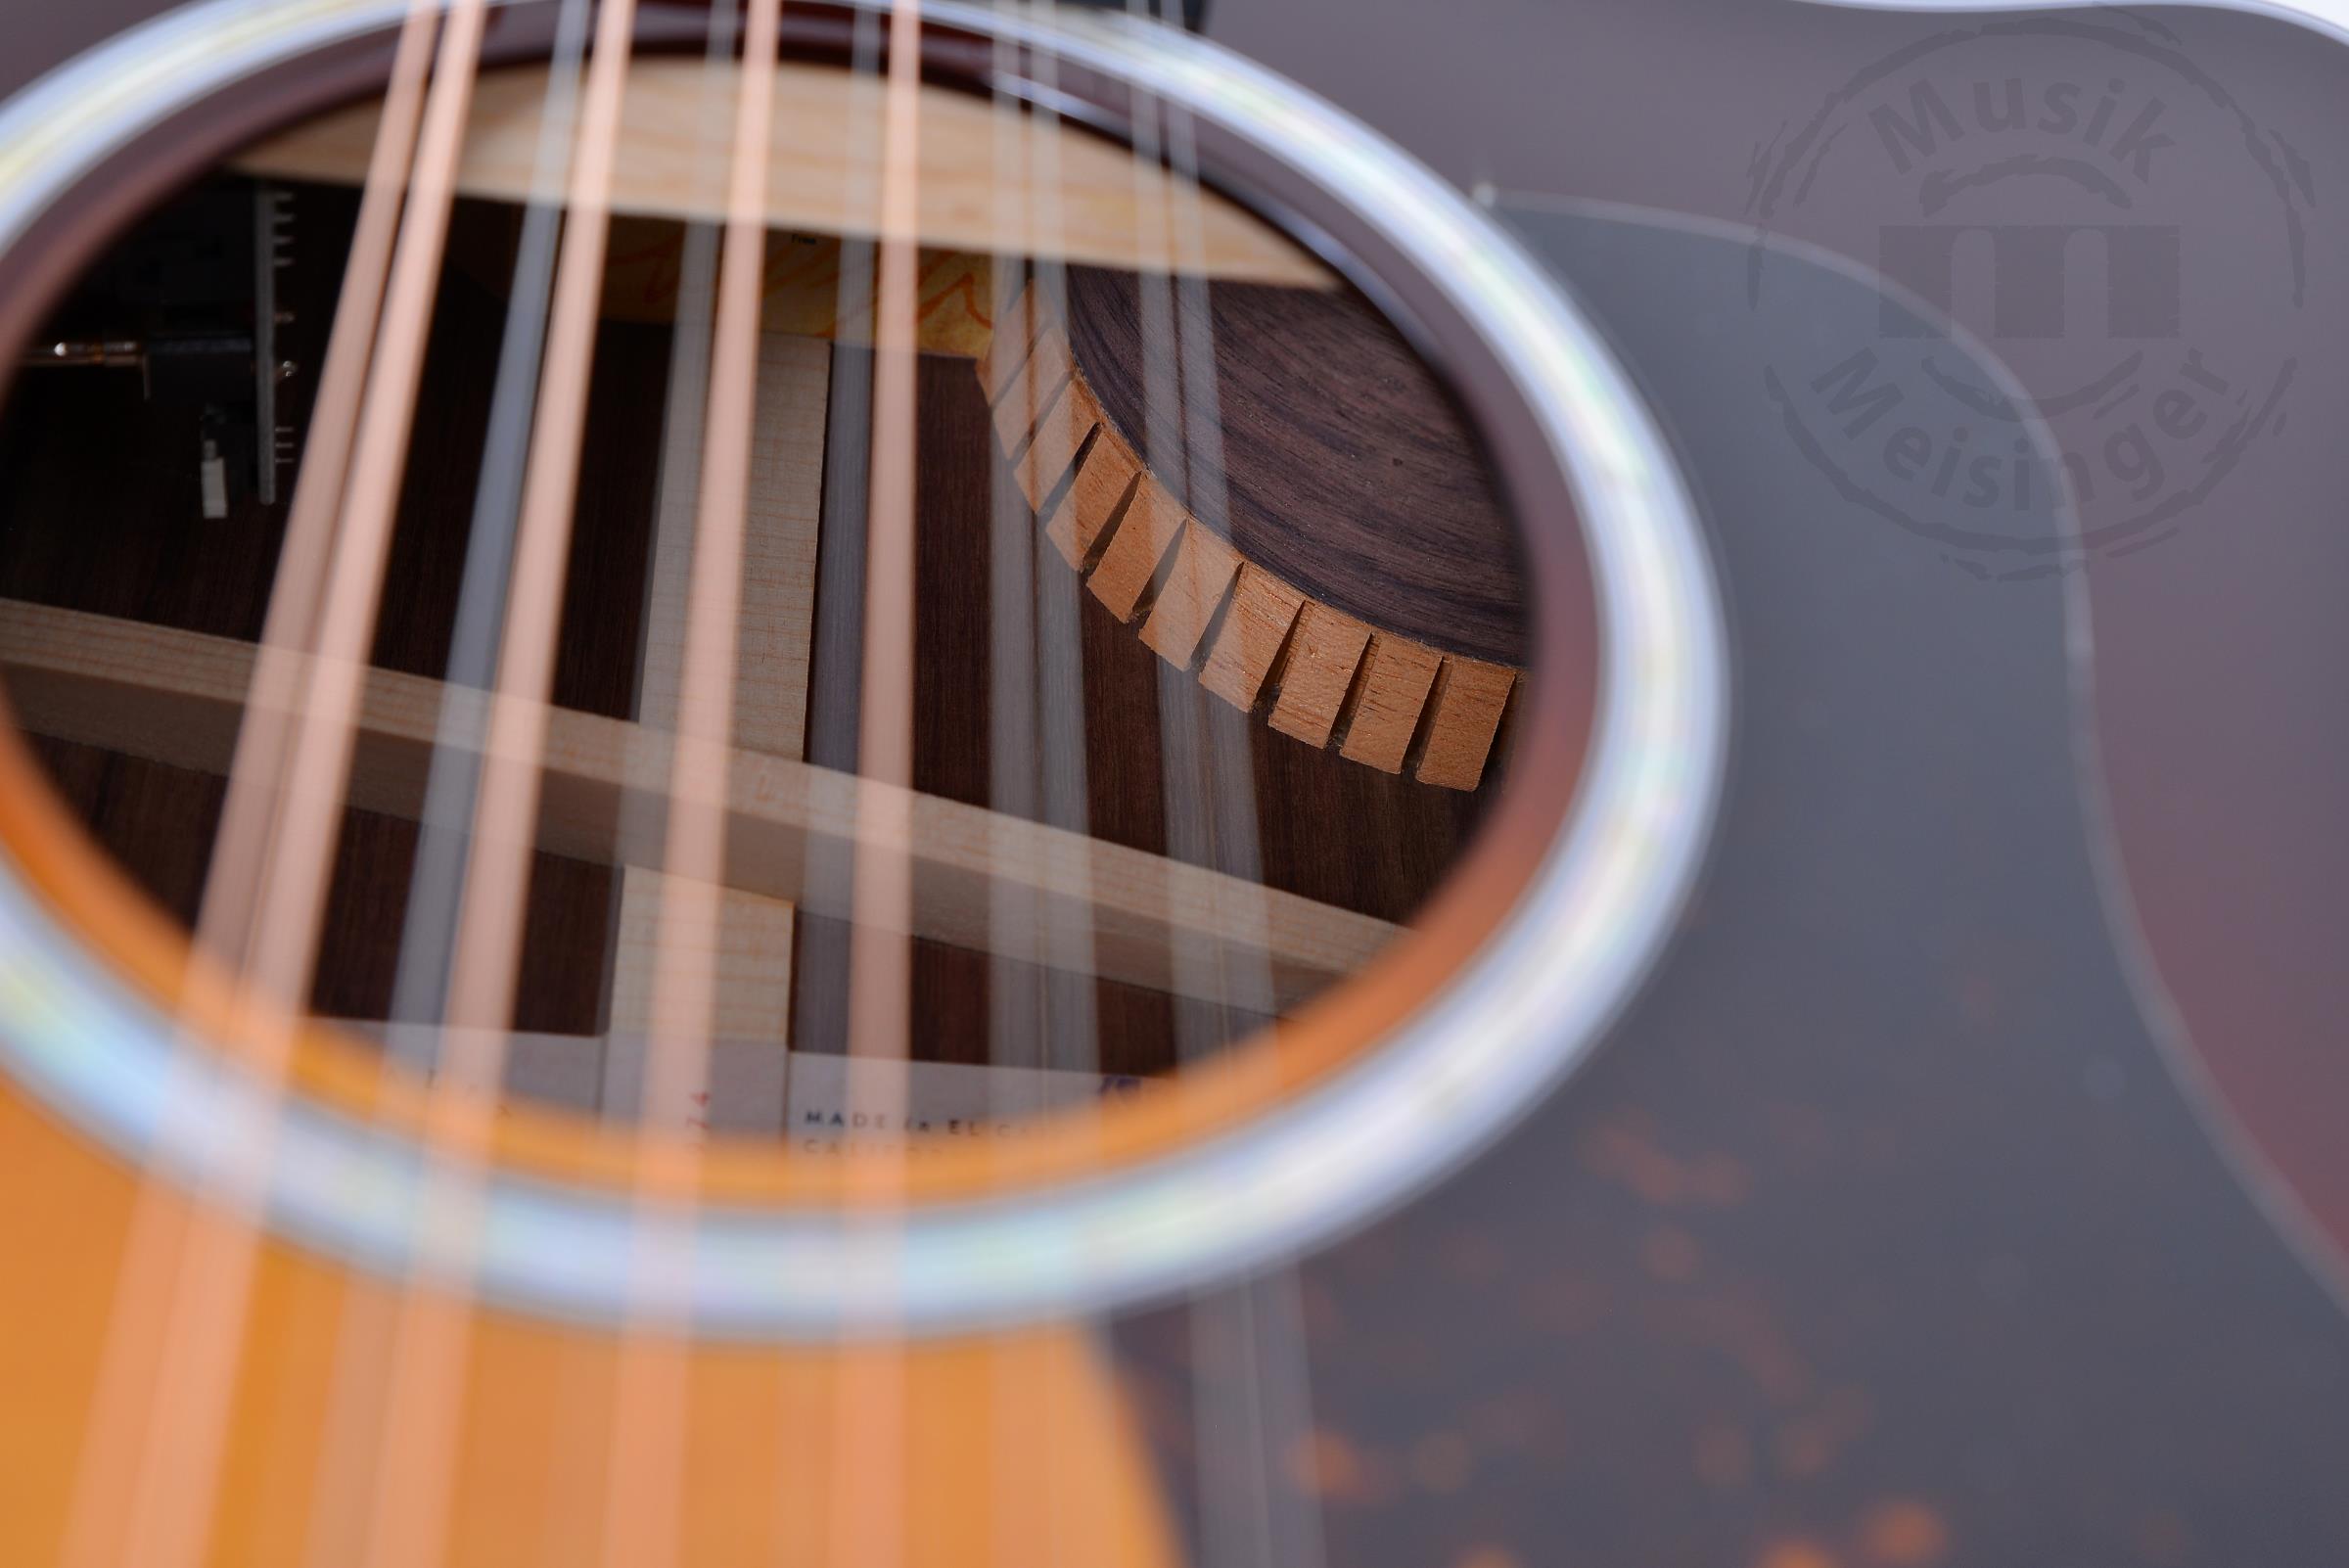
top-left (0, 55), bottom-right (1572, 1150)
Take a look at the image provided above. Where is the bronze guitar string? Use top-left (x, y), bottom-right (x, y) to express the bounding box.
top-left (57, 6), bottom-right (480, 1565)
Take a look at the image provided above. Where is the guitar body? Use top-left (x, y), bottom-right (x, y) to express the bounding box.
top-left (1159, 206), bottom-right (2349, 1565)
top-left (0, 2), bottom-right (2343, 1565)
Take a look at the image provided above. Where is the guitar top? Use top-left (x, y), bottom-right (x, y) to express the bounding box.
top-left (0, 2), bottom-right (2343, 1566)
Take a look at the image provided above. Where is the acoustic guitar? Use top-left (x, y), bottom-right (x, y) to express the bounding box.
top-left (0, 1), bottom-right (2343, 1565)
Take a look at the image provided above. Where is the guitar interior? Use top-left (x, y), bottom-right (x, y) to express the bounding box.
top-left (0, 80), bottom-right (1557, 1144)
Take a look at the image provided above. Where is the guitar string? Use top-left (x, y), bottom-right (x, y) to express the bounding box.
top-left (1130, 1), bottom-right (1335, 1558)
top-left (1028, 7), bottom-right (1117, 1548)
top-left (69, 4), bottom-right (1337, 1560)
top-left (296, 0), bottom-right (600, 1559)
top-left (619, 0), bottom-right (749, 1142)
top-left (53, 7), bottom-right (483, 1567)
top-left (435, 0), bottom-right (639, 1067)
top-left (1021, 3), bottom-right (1119, 1552)
top-left (196, 0), bottom-right (503, 1543)
top-left (1020, 2), bottom-right (1104, 1107)
top-left (1120, 54), bottom-right (1265, 1556)
top-left (842, 3), bottom-right (923, 1061)
top-left (196, 4), bottom-right (450, 978)
top-left (384, 0), bottom-right (600, 1062)
top-left (349, 1), bottom-right (649, 1563)
top-left (1119, 13), bottom-right (1271, 1564)
top-left (826, 0), bottom-right (926, 1559)
top-left (983, 0), bottom-right (1037, 1125)
top-left (980, 20), bottom-right (1033, 1556)
top-left (977, 0), bottom-right (1103, 1228)
top-left (779, 3), bottom-right (885, 1556)
top-left (980, 0), bottom-right (1030, 1127)
top-left (788, 0), bottom-right (878, 1160)
top-left (597, 0), bottom-right (782, 1563)
top-left (635, 0), bottom-right (780, 1158)
top-left (973, 9), bottom-right (1072, 1553)
top-left (497, 0), bottom-right (742, 1544)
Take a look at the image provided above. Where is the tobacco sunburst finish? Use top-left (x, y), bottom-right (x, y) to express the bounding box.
top-left (0, 2), bottom-right (2346, 1567)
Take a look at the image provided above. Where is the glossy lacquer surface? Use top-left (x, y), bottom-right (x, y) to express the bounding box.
top-left (1221, 0), bottom-right (2349, 1285)
top-left (0, 3), bottom-right (2345, 1564)
top-left (1114, 205), bottom-right (2348, 1566)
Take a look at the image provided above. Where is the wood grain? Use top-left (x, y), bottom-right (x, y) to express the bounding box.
top-left (1267, 600), bottom-right (1372, 749)
top-left (990, 323), bottom-right (1071, 457)
top-left (1139, 519), bottom-right (1242, 669)
top-left (598, 226), bottom-right (996, 357)
top-left (1338, 633), bottom-right (1443, 774)
top-left (1012, 375), bottom-right (1102, 512)
top-left (607, 866), bottom-right (797, 1045)
top-left (988, 289), bottom-right (1523, 791)
top-left (1042, 417), bottom-right (1142, 570)
top-left (785, 354), bottom-right (1491, 1074)
top-left (0, 199), bottom-right (1497, 1098)
top-left (238, 61), bottom-right (1337, 289)
top-left (1415, 657), bottom-right (1517, 791)
top-left (1086, 472), bottom-right (1191, 623)
top-left (978, 276), bottom-right (1046, 404)
top-left (1198, 565), bottom-right (1306, 713)
top-left (0, 1088), bottom-right (1183, 1568)
top-left (0, 599), bottom-right (1395, 1009)
top-left (606, 332), bottom-right (830, 1091)
top-left (1062, 265), bottom-right (1529, 668)
top-left (634, 332), bottom-right (827, 758)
